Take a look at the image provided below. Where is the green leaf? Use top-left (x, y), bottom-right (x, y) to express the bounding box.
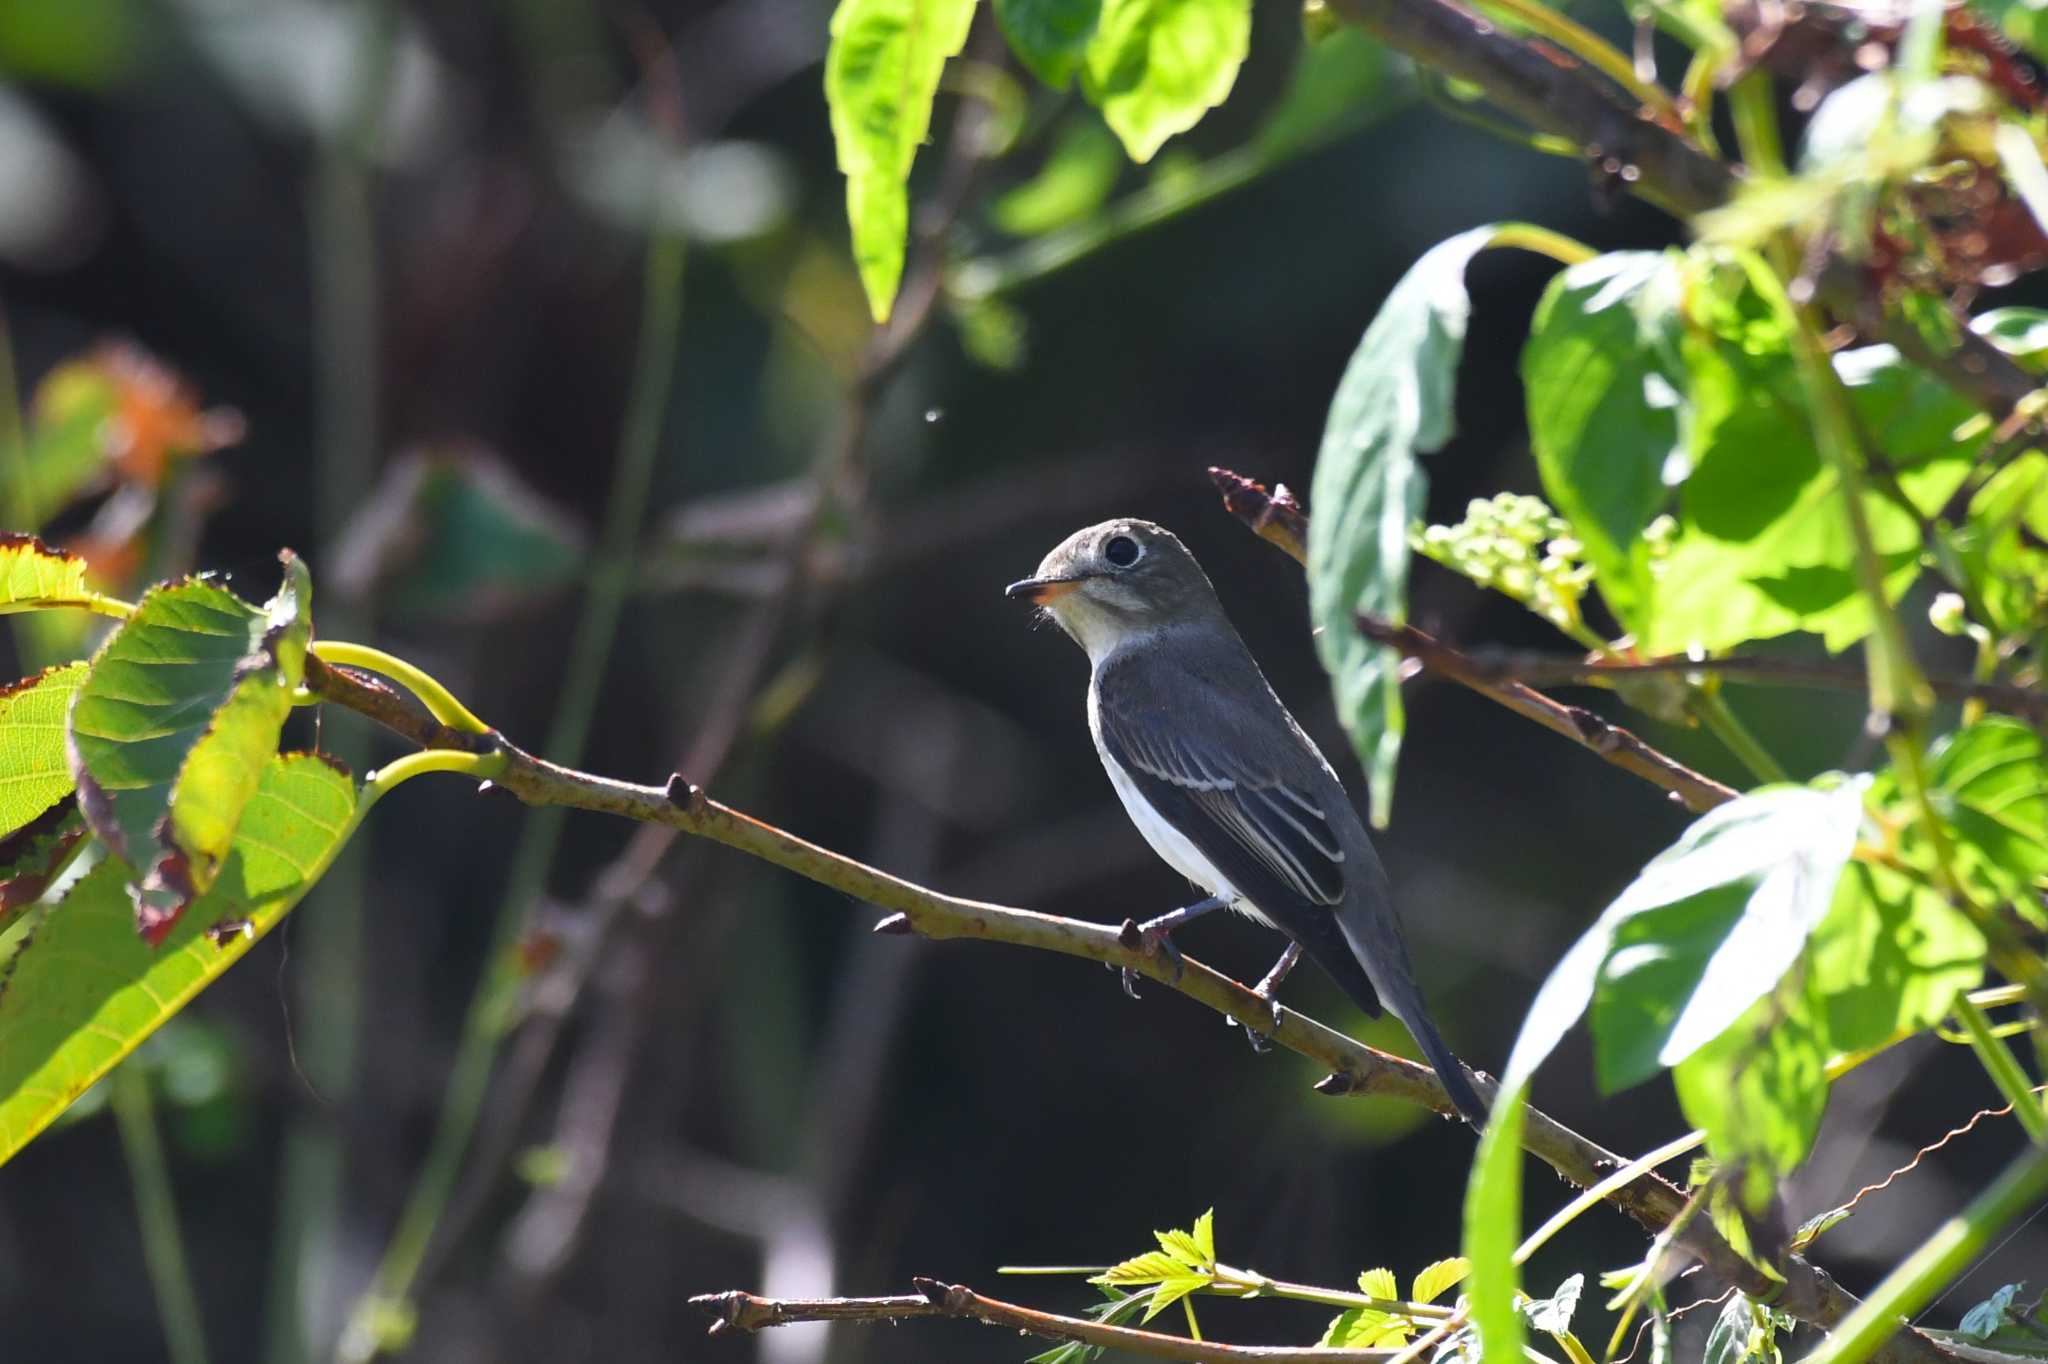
top-left (1079, 0), bottom-right (1250, 163)
top-left (1810, 859), bottom-right (1984, 1050)
top-left (0, 751), bottom-right (357, 1168)
top-left (1925, 718), bottom-right (2048, 926)
top-left (18, 359), bottom-right (119, 525)
top-left (824, 0), bottom-right (978, 321)
top-left (1155, 1224), bottom-right (1207, 1268)
top-left (1308, 224), bottom-right (1504, 827)
top-left (1524, 250), bottom-right (1687, 631)
top-left (0, 662), bottom-right (86, 837)
top-left (1954, 450), bottom-right (2048, 639)
top-left (1092, 1250), bottom-right (1189, 1285)
top-left (1412, 1257), bottom-right (1472, 1304)
top-left (67, 555), bottom-right (312, 942)
top-left (1672, 982), bottom-right (1830, 1210)
top-left (1642, 283), bottom-right (1990, 656)
top-left (994, 0), bottom-right (1100, 86)
top-left (1321, 1307), bottom-right (1412, 1348)
top-left (1142, 1274), bottom-right (1210, 1322)
top-left (1703, 1295), bottom-right (1761, 1364)
top-left (1191, 1208), bottom-right (1214, 1265)
top-left (990, 117), bottom-right (1122, 235)
top-left (1464, 1080), bottom-right (1529, 1364)
top-left (1504, 782), bottom-right (1863, 1093)
top-left (1358, 1267), bottom-right (1399, 1299)
top-left (0, 534), bottom-right (94, 612)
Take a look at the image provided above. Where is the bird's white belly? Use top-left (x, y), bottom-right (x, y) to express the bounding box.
top-left (1089, 696), bottom-right (1276, 930)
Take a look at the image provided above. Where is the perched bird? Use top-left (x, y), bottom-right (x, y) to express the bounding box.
top-left (1006, 517), bottom-right (1487, 1123)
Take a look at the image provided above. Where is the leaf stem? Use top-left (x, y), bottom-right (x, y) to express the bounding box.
top-left (112, 1064), bottom-right (214, 1364)
top-left (1514, 1129), bottom-right (1705, 1266)
top-left (1795, 1145), bottom-right (2048, 1364)
top-left (1727, 74), bottom-right (1785, 177)
top-left (309, 640), bottom-right (490, 736)
top-left (1686, 689), bottom-right (1789, 786)
top-left (1487, 223), bottom-right (1598, 267)
top-left (1952, 995), bottom-right (2048, 1145)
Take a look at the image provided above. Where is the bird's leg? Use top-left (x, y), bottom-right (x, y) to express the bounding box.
top-left (1237, 941), bottom-right (1302, 1053)
top-left (1116, 895), bottom-right (1230, 995)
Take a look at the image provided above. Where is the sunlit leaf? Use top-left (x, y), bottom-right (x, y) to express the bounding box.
top-left (1322, 1306), bottom-right (1413, 1348)
top-left (1809, 860), bottom-right (1984, 1050)
top-left (1524, 1273), bottom-right (1583, 1334)
top-left (1308, 225), bottom-right (1503, 827)
top-left (1672, 983), bottom-right (1830, 1210)
top-left (824, 0), bottom-right (977, 321)
top-left (0, 752), bottom-right (356, 1168)
top-left (1504, 782), bottom-right (1864, 1092)
top-left (1255, 28), bottom-right (1399, 156)
top-left (990, 117), bottom-right (1122, 235)
top-left (0, 662), bottom-right (86, 837)
top-left (1412, 1257), bottom-right (1472, 1304)
top-left (67, 555), bottom-right (311, 942)
top-left (0, 535), bottom-right (94, 612)
top-left (1923, 718), bottom-right (2048, 926)
top-left (1142, 1274), bottom-right (1210, 1322)
top-left (1091, 1250), bottom-right (1189, 1285)
top-left (1358, 1267), bottom-right (1399, 1299)
top-left (1523, 250), bottom-right (1686, 631)
top-left (1079, 0), bottom-right (1250, 163)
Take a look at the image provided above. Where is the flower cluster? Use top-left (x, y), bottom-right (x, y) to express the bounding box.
top-left (1413, 493), bottom-right (1598, 643)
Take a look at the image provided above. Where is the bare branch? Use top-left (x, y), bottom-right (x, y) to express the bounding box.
top-left (1458, 649), bottom-right (2048, 731)
top-left (691, 1279), bottom-right (1400, 1363)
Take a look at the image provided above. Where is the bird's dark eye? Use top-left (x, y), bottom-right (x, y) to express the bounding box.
top-left (1104, 534), bottom-right (1142, 568)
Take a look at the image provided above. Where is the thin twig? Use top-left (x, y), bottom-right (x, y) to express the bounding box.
top-left (1456, 649), bottom-right (2048, 731)
top-left (691, 1280), bottom-right (1400, 1363)
top-left (1357, 614), bottom-right (1741, 812)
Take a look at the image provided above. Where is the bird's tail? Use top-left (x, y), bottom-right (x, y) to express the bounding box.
top-left (1324, 878), bottom-right (1490, 1125)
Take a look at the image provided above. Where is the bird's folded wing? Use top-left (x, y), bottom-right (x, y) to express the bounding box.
top-left (1096, 672), bottom-right (1345, 908)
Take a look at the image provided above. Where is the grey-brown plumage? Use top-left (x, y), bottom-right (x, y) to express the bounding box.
top-left (1006, 517), bottom-right (1486, 1123)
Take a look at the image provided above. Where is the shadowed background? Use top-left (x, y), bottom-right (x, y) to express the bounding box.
top-left (0, 1), bottom-right (2032, 1361)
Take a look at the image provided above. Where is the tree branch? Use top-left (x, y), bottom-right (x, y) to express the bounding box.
top-left (691, 1279), bottom-right (1400, 1363)
top-left (302, 656), bottom-right (1952, 1364)
top-left (1457, 649), bottom-right (2048, 730)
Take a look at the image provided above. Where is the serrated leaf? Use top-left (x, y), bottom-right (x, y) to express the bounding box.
top-left (1308, 224), bottom-right (1504, 827)
top-left (1079, 0), bottom-right (1250, 163)
top-left (1524, 1274), bottom-right (1583, 1334)
top-left (1142, 1274), bottom-right (1211, 1322)
top-left (1322, 1307), bottom-right (1413, 1348)
top-left (67, 555), bottom-right (312, 942)
top-left (1810, 859), bottom-right (1983, 1051)
top-left (1523, 250), bottom-right (1686, 631)
top-left (1191, 1208), bottom-right (1214, 1265)
top-left (1155, 1226), bottom-right (1205, 1266)
top-left (824, 0), bottom-right (978, 321)
top-left (1358, 1267), bottom-right (1399, 1300)
top-left (0, 752), bottom-right (356, 1168)
top-left (1092, 1250), bottom-right (1189, 1285)
top-left (1503, 782), bottom-right (1864, 1094)
top-left (0, 535), bottom-right (94, 612)
top-left (0, 662), bottom-right (87, 837)
top-left (995, 0), bottom-right (1101, 87)
top-left (1413, 1257), bottom-right (1472, 1304)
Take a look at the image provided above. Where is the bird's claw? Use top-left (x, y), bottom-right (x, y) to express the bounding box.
top-left (1115, 916), bottom-right (1186, 985)
top-left (1120, 967), bottom-right (1144, 999)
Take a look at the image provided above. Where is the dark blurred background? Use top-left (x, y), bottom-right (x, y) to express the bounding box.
top-left (0, 1), bottom-right (2034, 1361)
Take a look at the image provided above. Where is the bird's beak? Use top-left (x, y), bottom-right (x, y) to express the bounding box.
top-left (1005, 574), bottom-right (1089, 603)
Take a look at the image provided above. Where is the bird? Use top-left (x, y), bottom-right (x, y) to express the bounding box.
top-left (1005, 517), bottom-right (1488, 1123)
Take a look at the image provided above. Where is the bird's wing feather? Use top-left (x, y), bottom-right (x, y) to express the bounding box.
top-left (1095, 650), bottom-right (1345, 907)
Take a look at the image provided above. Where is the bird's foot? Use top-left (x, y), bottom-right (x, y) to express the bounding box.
top-left (1116, 916), bottom-right (1187, 986)
top-left (1236, 941), bottom-right (1301, 1053)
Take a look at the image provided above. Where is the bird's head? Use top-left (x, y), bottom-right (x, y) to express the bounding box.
top-left (1005, 519), bottom-right (1223, 658)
